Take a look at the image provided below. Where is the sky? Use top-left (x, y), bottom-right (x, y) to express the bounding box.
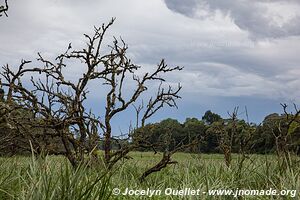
top-left (0, 0), bottom-right (300, 133)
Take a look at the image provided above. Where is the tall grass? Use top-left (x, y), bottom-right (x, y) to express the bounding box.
top-left (110, 153), bottom-right (299, 199)
top-left (0, 156), bottom-right (111, 200)
top-left (0, 153), bottom-right (299, 199)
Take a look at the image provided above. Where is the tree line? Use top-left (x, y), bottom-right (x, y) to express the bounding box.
top-left (1, 103), bottom-right (300, 157)
top-left (134, 109), bottom-right (300, 155)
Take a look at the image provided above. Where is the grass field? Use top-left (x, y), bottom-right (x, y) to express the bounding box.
top-left (0, 152), bottom-right (299, 199)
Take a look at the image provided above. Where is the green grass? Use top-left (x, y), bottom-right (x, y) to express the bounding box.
top-left (0, 152), bottom-right (299, 199)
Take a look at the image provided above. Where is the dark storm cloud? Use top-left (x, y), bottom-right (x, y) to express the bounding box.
top-left (164, 0), bottom-right (300, 38)
top-left (162, 0), bottom-right (198, 17)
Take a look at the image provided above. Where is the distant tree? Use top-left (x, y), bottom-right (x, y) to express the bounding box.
top-left (234, 120), bottom-right (255, 154)
top-left (250, 113), bottom-right (278, 154)
top-left (202, 110), bottom-right (222, 125)
top-left (206, 107), bottom-right (254, 167)
top-left (132, 123), bottom-right (161, 151)
top-left (290, 124), bottom-right (300, 155)
top-left (133, 118), bottom-right (200, 181)
top-left (156, 118), bottom-right (185, 149)
top-left (134, 118), bottom-right (203, 151)
top-left (183, 118), bottom-right (206, 152)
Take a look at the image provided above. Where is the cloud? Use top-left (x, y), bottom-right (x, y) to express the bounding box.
top-left (1, 0), bottom-right (300, 127)
top-left (174, 62), bottom-right (300, 101)
top-left (164, 0), bottom-right (300, 39)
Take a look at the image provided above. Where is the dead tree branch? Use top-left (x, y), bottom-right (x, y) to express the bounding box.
top-left (0, 0), bottom-right (8, 17)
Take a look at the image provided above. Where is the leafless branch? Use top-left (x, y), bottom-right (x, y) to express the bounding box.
top-left (0, 0), bottom-right (8, 17)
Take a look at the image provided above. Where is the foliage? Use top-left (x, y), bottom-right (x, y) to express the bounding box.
top-left (202, 110), bottom-right (222, 125)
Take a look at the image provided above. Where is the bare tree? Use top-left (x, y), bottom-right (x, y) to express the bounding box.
top-left (271, 103), bottom-right (300, 167)
top-left (206, 107), bottom-right (254, 168)
top-left (0, 18), bottom-right (186, 172)
top-left (0, 0), bottom-right (8, 17)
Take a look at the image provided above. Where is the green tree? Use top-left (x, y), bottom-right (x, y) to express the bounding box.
top-left (156, 118), bottom-right (184, 151)
top-left (183, 118), bottom-right (205, 152)
top-left (202, 110), bottom-right (222, 125)
top-left (250, 113), bottom-right (278, 154)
